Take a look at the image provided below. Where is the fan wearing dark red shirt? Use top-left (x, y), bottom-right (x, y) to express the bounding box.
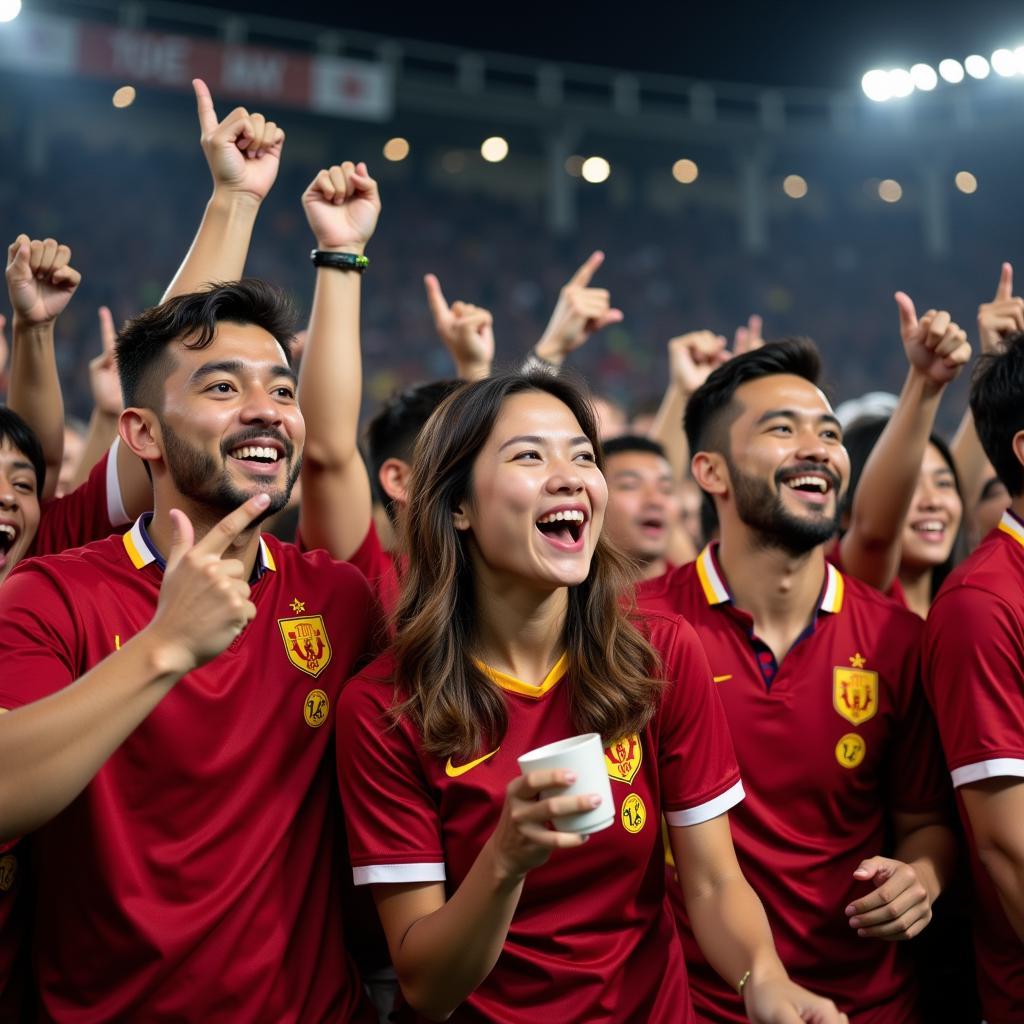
top-left (923, 330), bottom-right (1024, 1024)
top-left (637, 338), bottom-right (955, 1024)
top-left (0, 280), bottom-right (378, 1022)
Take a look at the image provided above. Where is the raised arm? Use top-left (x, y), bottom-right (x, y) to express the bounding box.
top-left (162, 79), bottom-right (284, 301)
top-left (951, 263), bottom-right (1024, 509)
top-left (4, 235), bottom-right (81, 501)
top-left (670, 816), bottom-right (847, 1024)
top-left (839, 293), bottom-right (970, 590)
top-left (297, 162), bottom-right (380, 560)
top-left (531, 251), bottom-right (622, 368)
top-left (423, 274), bottom-right (494, 381)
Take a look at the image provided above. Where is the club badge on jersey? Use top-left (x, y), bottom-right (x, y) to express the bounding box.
top-left (605, 734), bottom-right (643, 784)
top-left (278, 614), bottom-right (333, 678)
top-left (833, 654), bottom-right (878, 727)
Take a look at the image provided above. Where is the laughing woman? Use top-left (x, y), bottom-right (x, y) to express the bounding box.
top-left (336, 369), bottom-right (845, 1024)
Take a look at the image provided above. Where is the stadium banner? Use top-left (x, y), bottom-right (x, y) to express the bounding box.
top-left (0, 13), bottom-right (394, 121)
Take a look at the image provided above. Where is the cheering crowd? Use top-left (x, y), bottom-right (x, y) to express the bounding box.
top-left (0, 79), bottom-right (1021, 1024)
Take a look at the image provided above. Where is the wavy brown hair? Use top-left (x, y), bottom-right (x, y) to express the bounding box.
top-left (391, 369), bottom-right (663, 761)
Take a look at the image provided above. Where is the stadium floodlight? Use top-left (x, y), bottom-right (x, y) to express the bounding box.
top-left (861, 69), bottom-right (893, 101)
top-left (964, 54), bottom-right (990, 79)
top-left (938, 59), bottom-right (965, 84)
top-left (383, 137), bottom-right (410, 161)
top-left (1014, 47), bottom-right (1024, 74)
top-left (888, 68), bottom-right (915, 98)
top-left (783, 174), bottom-right (808, 199)
top-left (955, 171), bottom-right (978, 194)
top-left (480, 136), bottom-right (509, 163)
top-left (878, 179), bottom-right (903, 203)
top-left (910, 63), bottom-right (938, 91)
top-left (991, 48), bottom-right (1017, 76)
top-left (672, 158), bottom-right (698, 184)
top-left (0, 0), bottom-right (22, 22)
top-left (581, 156), bottom-right (611, 183)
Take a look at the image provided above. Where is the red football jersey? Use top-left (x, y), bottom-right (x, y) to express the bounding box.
top-left (638, 544), bottom-right (946, 1023)
top-left (31, 443), bottom-right (132, 557)
top-left (0, 516), bottom-right (378, 1023)
top-left (348, 520), bottom-right (401, 619)
top-left (336, 614), bottom-right (743, 1023)
top-left (827, 541), bottom-right (909, 610)
top-left (923, 510), bottom-right (1024, 1024)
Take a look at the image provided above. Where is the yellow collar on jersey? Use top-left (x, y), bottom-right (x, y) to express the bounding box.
top-left (696, 542), bottom-right (843, 614)
top-left (998, 509), bottom-right (1024, 549)
top-left (475, 653), bottom-right (569, 698)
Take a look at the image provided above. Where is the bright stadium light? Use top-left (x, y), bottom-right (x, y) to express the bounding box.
top-left (382, 137), bottom-right (410, 161)
top-left (910, 63), bottom-right (938, 91)
top-left (878, 179), bottom-right (903, 203)
top-left (862, 69), bottom-right (893, 101)
top-left (938, 59), bottom-right (965, 83)
top-left (112, 86), bottom-right (136, 109)
top-left (480, 136), bottom-right (509, 163)
top-left (965, 54), bottom-right (990, 79)
top-left (672, 158), bottom-right (699, 184)
top-left (888, 68), bottom-right (915, 98)
top-left (581, 156), bottom-right (611, 183)
top-left (783, 174), bottom-right (808, 199)
top-left (991, 48), bottom-right (1017, 76)
top-left (955, 171), bottom-right (978, 194)
top-left (0, 0), bottom-right (22, 22)
top-left (1014, 47), bottom-right (1024, 74)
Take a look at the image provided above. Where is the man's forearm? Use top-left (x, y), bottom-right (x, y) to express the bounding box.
top-left (162, 190), bottom-right (261, 301)
top-left (893, 822), bottom-right (957, 904)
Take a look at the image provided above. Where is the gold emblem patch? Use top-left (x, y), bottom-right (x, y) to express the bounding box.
top-left (605, 734), bottom-right (643, 784)
top-left (833, 666), bottom-right (878, 726)
top-left (621, 793), bottom-right (646, 833)
top-left (304, 688), bottom-right (330, 728)
top-left (279, 615), bottom-right (332, 678)
top-left (0, 855), bottom-right (16, 893)
top-left (835, 733), bottom-right (866, 769)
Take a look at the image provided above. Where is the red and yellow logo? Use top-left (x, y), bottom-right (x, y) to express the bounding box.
top-left (304, 688), bottom-right (330, 728)
top-left (833, 666), bottom-right (878, 726)
top-left (835, 733), bottom-right (866, 768)
top-left (605, 733), bottom-right (643, 784)
top-left (621, 793), bottom-right (646, 833)
top-left (279, 615), bottom-right (332, 679)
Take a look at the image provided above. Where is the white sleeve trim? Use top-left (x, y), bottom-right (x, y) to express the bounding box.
top-left (352, 862), bottom-right (446, 886)
top-left (952, 758), bottom-right (1024, 788)
top-left (106, 438), bottom-right (130, 528)
top-left (665, 779), bottom-right (745, 827)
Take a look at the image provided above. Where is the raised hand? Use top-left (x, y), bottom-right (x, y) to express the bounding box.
top-left (0, 314), bottom-right (7, 376)
top-left (424, 273), bottom-right (494, 381)
top-left (846, 856), bottom-right (934, 941)
top-left (733, 313), bottom-right (765, 355)
top-left (193, 78), bottom-right (284, 204)
top-left (146, 493), bottom-right (270, 674)
top-left (5, 235), bottom-right (81, 326)
top-left (89, 307), bottom-right (123, 416)
top-left (894, 292), bottom-right (971, 387)
top-left (977, 262), bottom-right (1024, 355)
top-left (534, 251), bottom-right (623, 366)
top-left (301, 161), bottom-right (381, 253)
top-left (668, 330), bottom-right (730, 396)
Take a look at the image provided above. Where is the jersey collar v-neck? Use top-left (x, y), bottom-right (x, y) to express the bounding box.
top-left (475, 653), bottom-right (569, 699)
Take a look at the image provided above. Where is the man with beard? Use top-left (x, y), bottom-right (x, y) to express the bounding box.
top-left (637, 339), bottom-right (955, 1023)
top-left (0, 280), bottom-right (378, 1022)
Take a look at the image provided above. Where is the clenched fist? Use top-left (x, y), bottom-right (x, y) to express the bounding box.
top-left (6, 235), bottom-right (81, 327)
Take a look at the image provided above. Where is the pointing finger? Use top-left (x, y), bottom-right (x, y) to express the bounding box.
top-left (193, 78), bottom-right (218, 135)
top-left (194, 492), bottom-right (272, 558)
top-left (996, 261), bottom-right (1013, 302)
top-left (98, 306), bottom-right (116, 353)
top-left (894, 291), bottom-right (917, 334)
top-left (567, 250), bottom-right (604, 288)
top-left (424, 273), bottom-right (450, 324)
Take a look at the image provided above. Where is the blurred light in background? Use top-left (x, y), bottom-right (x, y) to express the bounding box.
top-left (672, 158), bottom-right (698, 184)
top-left (991, 48), bottom-right (1016, 77)
top-left (564, 154), bottom-right (584, 177)
top-left (441, 151), bottom-right (466, 174)
top-left (965, 54), bottom-right (990, 79)
top-left (112, 86), bottom-right (136, 109)
top-left (480, 136), bottom-right (509, 162)
top-left (861, 69), bottom-right (892, 102)
top-left (938, 59), bottom-right (964, 84)
top-left (888, 68), bottom-right (915, 98)
top-left (581, 156), bottom-right (610, 183)
top-left (382, 137), bottom-right (410, 161)
top-left (878, 179), bottom-right (903, 203)
top-left (0, 0), bottom-right (22, 22)
top-left (955, 170), bottom-right (978, 194)
top-left (783, 174), bottom-right (808, 199)
top-left (910, 63), bottom-right (938, 91)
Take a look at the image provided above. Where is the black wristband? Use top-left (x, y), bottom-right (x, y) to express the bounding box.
top-left (310, 249), bottom-right (369, 272)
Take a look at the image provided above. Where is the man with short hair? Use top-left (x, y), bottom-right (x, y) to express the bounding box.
top-left (0, 280), bottom-right (377, 1022)
top-left (638, 338), bottom-right (955, 1023)
top-left (923, 331), bottom-right (1024, 1024)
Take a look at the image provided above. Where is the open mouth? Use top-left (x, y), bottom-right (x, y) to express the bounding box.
top-left (639, 517), bottom-right (665, 535)
top-left (0, 523), bottom-right (19, 569)
top-left (780, 472), bottom-right (834, 505)
top-left (229, 444), bottom-right (281, 465)
top-left (536, 509), bottom-right (586, 548)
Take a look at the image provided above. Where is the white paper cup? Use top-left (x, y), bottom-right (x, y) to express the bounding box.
top-left (517, 732), bottom-right (614, 834)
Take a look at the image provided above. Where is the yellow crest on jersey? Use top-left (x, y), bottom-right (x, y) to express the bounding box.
top-left (605, 733), bottom-right (643, 784)
top-left (835, 733), bottom-right (866, 769)
top-left (833, 667), bottom-right (878, 726)
top-left (279, 615), bottom-right (332, 679)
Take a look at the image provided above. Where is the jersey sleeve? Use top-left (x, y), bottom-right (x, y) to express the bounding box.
top-left (336, 669), bottom-right (446, 886)
top-left (32, 443), bottom-right (130, 557)
top-left (655, 617), bottom-right (744, 826)
top-left (0, 560), bottom-right (79, 709)
top-left (924, 584), bottom-right (1024, 787)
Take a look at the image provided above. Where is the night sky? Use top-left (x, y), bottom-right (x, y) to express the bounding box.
top-left (184, 0), bottom-right (1024, 90)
